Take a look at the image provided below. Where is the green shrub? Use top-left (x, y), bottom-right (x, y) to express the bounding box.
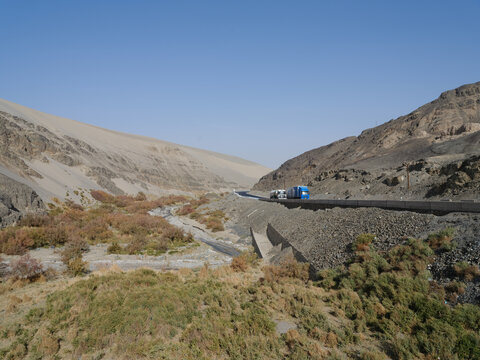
top-left (453, 261), bottom-right (480, 281)
top-left (428, 227), bottom-right (456, 251)
top-left (66, 257), bottom-right (88, 276)
top-left (353, 233), bottom-right (376, 251)
top-left (107, 242), bottom-right (124, 254)
top-left (61, 236), bottom-right (89, 276)
top-left (317, 235), bottom-right (478, 360)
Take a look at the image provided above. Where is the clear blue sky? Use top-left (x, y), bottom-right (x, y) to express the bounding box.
top-left (1, 1), bottom-right (479, 168)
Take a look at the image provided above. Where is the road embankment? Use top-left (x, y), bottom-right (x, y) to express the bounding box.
top-left (262, 198), bottom-right (480, 214)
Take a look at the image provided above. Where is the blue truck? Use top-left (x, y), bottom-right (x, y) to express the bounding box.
top-left (287, 186), bottom-right (310, 199)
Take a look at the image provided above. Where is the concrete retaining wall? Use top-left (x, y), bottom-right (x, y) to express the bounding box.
top-left (250, 225), bottom-right (317, 279)
top-left (250, 227), bottom-right (263, 259)
top-left (266, 224), bottom-right (318, 279)
top-left (261, 198), bottom-right (480, 214)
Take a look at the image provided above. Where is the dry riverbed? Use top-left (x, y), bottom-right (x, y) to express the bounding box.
top-left (2, 205), bottom-right (248, 272)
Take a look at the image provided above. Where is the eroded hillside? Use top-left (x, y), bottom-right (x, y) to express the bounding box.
top-left (254, 82), bottom-right (480, 199)
top-left (0, 99), bottom-right (270, 201)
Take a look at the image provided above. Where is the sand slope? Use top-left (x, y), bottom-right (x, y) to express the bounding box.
top-left (0, 98), bottom-right (270, 201)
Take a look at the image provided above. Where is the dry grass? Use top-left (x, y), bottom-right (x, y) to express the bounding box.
top-left (263, 255), bottom-right (310, 283)
top-left (230, 251), bottom-right (258, 272)
top-left (1, 237), bottom-right (480, 359)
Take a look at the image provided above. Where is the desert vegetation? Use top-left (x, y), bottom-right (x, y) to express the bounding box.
top-left (177, 196), bottom-right (228, 232)
top-left (317, 234), bottom-right (480, 359)
top-left (0, 191), bottom-right (194, 259)
top-left (2, 231), bottom-right (479, 359)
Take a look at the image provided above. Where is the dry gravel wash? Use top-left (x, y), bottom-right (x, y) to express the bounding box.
top-left (2, 206), bottom-right (246, 273)
top-left (216, 193), bottom-right (480, 303)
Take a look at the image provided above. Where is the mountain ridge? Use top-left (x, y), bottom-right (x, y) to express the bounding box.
top-left (254, 81), bottom-right (480, 199)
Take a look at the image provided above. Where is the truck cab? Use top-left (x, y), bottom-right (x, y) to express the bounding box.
top-left (287, 186), bottom-right (310, 199)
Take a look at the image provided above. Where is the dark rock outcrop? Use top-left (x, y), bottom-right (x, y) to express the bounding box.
top-left (254, 81), bottom-right (480, 200)
top-left (0, 174), bottom-right (46, 227)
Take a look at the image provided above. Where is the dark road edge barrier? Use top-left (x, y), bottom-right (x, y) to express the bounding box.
top-left (261, 198), bottom-right (480, 215)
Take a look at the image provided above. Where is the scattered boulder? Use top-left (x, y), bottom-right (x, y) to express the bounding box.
top-left (383, 175), bottom-right (405, 186)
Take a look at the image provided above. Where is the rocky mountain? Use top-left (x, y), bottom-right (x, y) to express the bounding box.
top-left (254, 82), bottom-right (480, 199)
top-left (0, 98), bottom-right (270, 202)
top-left (0, 173), bottom-right (45, 227)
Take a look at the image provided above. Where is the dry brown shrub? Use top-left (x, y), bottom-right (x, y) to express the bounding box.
top-left (135, 191), bottom-right (147, 201)
top-left (7, 295), bottom-right (22, 313)
top-left (44, 267), bottom-right (59, 281)
top-left (178, 267), bottom-right (193, 278)
top-left (263, 256), bottom-right (310, 283)
top-left (11, 343), bottom-right (27, 358)
top-left (66, 257), bottom-right (88, 276)
top-left (11, 254), bottom-right (44, 280)
top-left (37, 327), bottom-right (60, 356)
top-left (453, 261), bottom-right (480, 281)
top-left (18, 214), bottom-right (51, 227)
top-left (361, 351), bottom-right (388, 360)
top-left (61, 236), bottom-right (88, 263)
top-left (65, 199), bottom-right (84, 211)
top-left (373, 302), bottom-right (386, 315)
top-left (199, 263), bottom-right (209, 278)
top-left (353, 233), bottom-right (375, 252)
top-left (61, 236), bottom-right (89, 276)
top-left (325, 332), bottom-right (338, 348)
top-left (79, 217), bottom-right (113, 242)
top-left (125, 235), bottom-right (147, 254)
top-left (428, 227), bottom-right (456, 251)
top-left (0, 228), bottom-right (36, 255)
top-left (231, 251), bottom-right (257, 272)
top-left (445, 281), bottom-right (465, 303)
top-left (285, 329), bottom-right (301, 349)
top-left (310, 327), bottom-right (327, 341)
top-left (177, 204), bottom-right (195, 215)
top-left (107, 242), bottom-right (124, 254)
top-left (115, 213), bottom-right (165, 235)
top-left (90, 189), bottom-right (114, 203)
top-left (206, 218), bottom-right (224, 232)
top-left (231, 255), bottom-right (248, 272)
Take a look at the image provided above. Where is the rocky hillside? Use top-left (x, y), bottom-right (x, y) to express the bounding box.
top-left (0, 99), bottom-right (270, 201)
top-left (0, 173), bottom-right (45, 227)
top-left (254, 82), bottom-right (480, 199)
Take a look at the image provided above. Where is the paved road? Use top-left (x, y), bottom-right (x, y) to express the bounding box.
top-left (234, 190), bottom-right (263, 200)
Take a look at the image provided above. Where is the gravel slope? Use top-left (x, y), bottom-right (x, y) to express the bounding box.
top-left (214, 193), bottom-right (480, 303)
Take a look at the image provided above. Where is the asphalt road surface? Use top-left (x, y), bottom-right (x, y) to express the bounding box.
top-left (234, 190), bottom-right (263, 200)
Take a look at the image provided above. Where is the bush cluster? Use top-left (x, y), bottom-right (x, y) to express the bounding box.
top-left (10, 254), bottom-right (44, 280)
top-left (230, 250), bottom-right (258, 272)
top-left (263, 255), bottom-right (310, 283)
top-left (427, 227), bottom-right (456, 251)
top-left (61, 236), bottom-right (89, 276)
top-left (353, 233), bottom-right (376, 252)
top-left (317, 236), bottom-right (480, 359)
top-left (454, 261), bottom-right (480, 281)
top-left (0, 192), bottom-right (194, 258)
top-left (176, 197), bottom-right (229, 232)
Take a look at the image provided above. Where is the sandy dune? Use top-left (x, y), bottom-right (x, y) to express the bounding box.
top-left (0, 98), bottom-right (270, 201)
